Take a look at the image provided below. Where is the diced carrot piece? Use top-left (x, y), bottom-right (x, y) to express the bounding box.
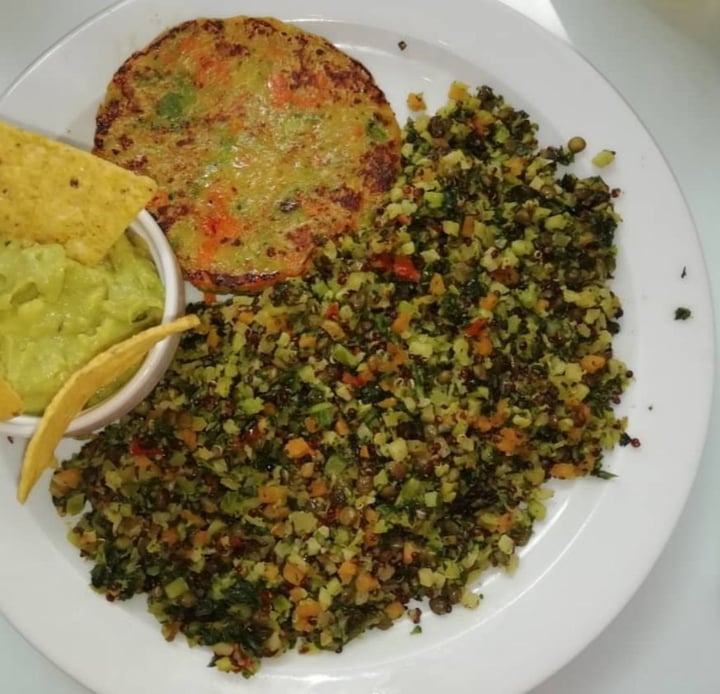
top-left (363, 531), bottom-right (379, 548)
top-left (206, 326), bottom-right (220, 350)
top-left (338, 560), bottom-right (358, 583)
top-left (364, 507), bottom-right (379, 524)
top-left (298, 334), bottom-right (317, 349)
top-left (496, 513), bottom-right (513, 533)
top-left (535, 298), bottom-right (550, 313)
top-left (296, 598), bottom-right (322, 618)
top-left (299, 462), bottom-right (315, 478)
top-left (258, 485), bottom-right (286, 504)
top-left (263, 505), bottom-right (290, 521)
top-left (429, 273), bottom-right (446, 296)
top-left (402, 541), bottom-right (417, 565)
top-left (580, 354), bottom-right (607, 374)
top-left (161, 528), bottom-right (179, 545)
top-left (472, 415), bottom-right (494, 433)
top-left (192, 530), bottom-right (210, 547)
top-left (263, 564), bottom-right (280, 581)
top-left (448, 82), bottom-right (468, 100)
top-left (289, 586), bottom-right (307, 602)
top-left (491, 399), bottom-right (510, 427)
top-left (406, 92), bottom-right (426, 111)
top-left (304, 416), bottom-right (319, 433)
top-left (461, 215), bottom-right (475, 238)
top-left (549, 463), bottom-right (580, 479)
top-left (479, 293), bottom-right (499, 311)
top-left (283, 563), bottom-right (307, 586)
top-left (321, 319), bottom-right (346, 340)
top-left (335, 418), bottom-right (350, 436)
top-left (284, 438), bottom-right (312, 459)
top-left (356, 571), bottom-right (380, 593)
top-left (392, 311), bottom-right (413, 334)
top-left (384, 601), bottom-right (406, 620)
top-left (494, 427), bottom-right (525, 455)
top-left (270, 522), bottom-right (286, 537)
top-left (177, 428), bottom-right (198, 451)
top-left (51, 468), bottom-right (82, 495)
top-left (504, 156), bottom-right (525, 176)
top-left (293, 598), bottom-right (323, 631)
top-left (180, 509), bottom-right (204, 526)
top-left (310, 479), bottom-right (328, 497)
top-left (474, 334), bottom-right (494, 357)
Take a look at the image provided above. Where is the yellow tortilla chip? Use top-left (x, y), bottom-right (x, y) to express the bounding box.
top-left (17, 314), bottom-right (200, 503)
top-left (0, 377), bottom-right (24, 419)
top-left (0, 120), bottom-right (156, 265)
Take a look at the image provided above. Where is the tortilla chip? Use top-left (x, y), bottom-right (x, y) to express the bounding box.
top-left (17, 314), bottom-right (200, 503)
top-left (0, 120), bottom-right (157, 265)
top-left (0, 377), bottom-right (24, 419)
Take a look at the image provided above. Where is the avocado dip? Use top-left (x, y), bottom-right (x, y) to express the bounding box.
top-left (0, 232), bottom-right (164, 415)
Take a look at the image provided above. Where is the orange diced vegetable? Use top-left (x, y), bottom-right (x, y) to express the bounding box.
top-left (309, 479), bottom-right (328, 497)
top-left (429, 273), bottom-right (446, 296)
top-left (161, 528), bottom-right (179, 545)
top-left (263, 564), bottom-right (280, 581)
top-left (402, 541), bottom-right (417, 565)
top-left (494, 427), bottom-right (525, 455)
top-left (298, 333), bottom-right (317, 349)
top-left (337, 560), bottom-right (358, 583)
top-left (192, 530), bottom-right (209, 547)
top-left (384, 601), bottom-right (406, 620)
top-left (335, 418), bottom-right (350, 436)
top-left (474, 334), bottom-right (494, 357)
top-left (496, 512), bottom-right (513, 533)
top-left (284, 437), bottom-right (312, 459)
top-left (282, 563), bottom-right (307, 586)
top-left (293, 598), bottom-right (322, 631)
top-left (177, 428), bottom-right (198, 451)
top-left (479, 293), bottom-right (499, 311)
top-left (549, 463), bottom-right (580, 479)
top-left (258, 485), bottom-right (286, 504)
top-left (392, 311), bottom-right (412, 334)
top-left (580, 354), bottom-right (607, 374)
top-left (356, 571), bottom-right (380, 593)
top-left (406, 92), bottom-right (426, 111)
top-left (51, 468), bottom-right (82, 496)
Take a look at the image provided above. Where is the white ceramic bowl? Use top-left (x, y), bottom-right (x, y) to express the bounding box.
top-left (1, 210), bottom-right (185, 438)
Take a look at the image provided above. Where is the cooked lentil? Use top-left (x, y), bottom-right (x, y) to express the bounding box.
top-left (52, 82), bottom-right (630, 676)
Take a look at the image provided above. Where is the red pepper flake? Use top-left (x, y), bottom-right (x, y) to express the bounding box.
top-left (369, 253), bottom-right (421, 281)
top-left (324, 302), bottom-right (339, 319)
top-left (393, 256), bottom-right (421, 282)
top-left (130, 439), bottom-right (161, 457)
top-left (464, 318), bottom-right (488, 337)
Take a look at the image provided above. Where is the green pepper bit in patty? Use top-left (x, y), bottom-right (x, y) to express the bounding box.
top-left (52, 82), bottom-right (631, 677)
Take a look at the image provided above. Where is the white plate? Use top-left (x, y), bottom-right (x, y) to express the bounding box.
top-left (0, 1), bottom-right (714, 693)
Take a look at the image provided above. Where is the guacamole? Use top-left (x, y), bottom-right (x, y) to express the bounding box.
top-left (0, 232), bottom-right (164, 415)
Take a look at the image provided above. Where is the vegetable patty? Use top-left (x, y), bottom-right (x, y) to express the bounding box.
top-left (56, 83), bottom-right (630, 676)
top-left (93, 17), bottom-right (401, 293)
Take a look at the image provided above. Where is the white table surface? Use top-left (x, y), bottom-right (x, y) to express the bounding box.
top-left (1, 1), bottom-right (719, 692)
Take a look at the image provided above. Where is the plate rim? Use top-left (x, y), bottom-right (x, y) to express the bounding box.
top-left (0, 1), bottom-right (714, 693)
